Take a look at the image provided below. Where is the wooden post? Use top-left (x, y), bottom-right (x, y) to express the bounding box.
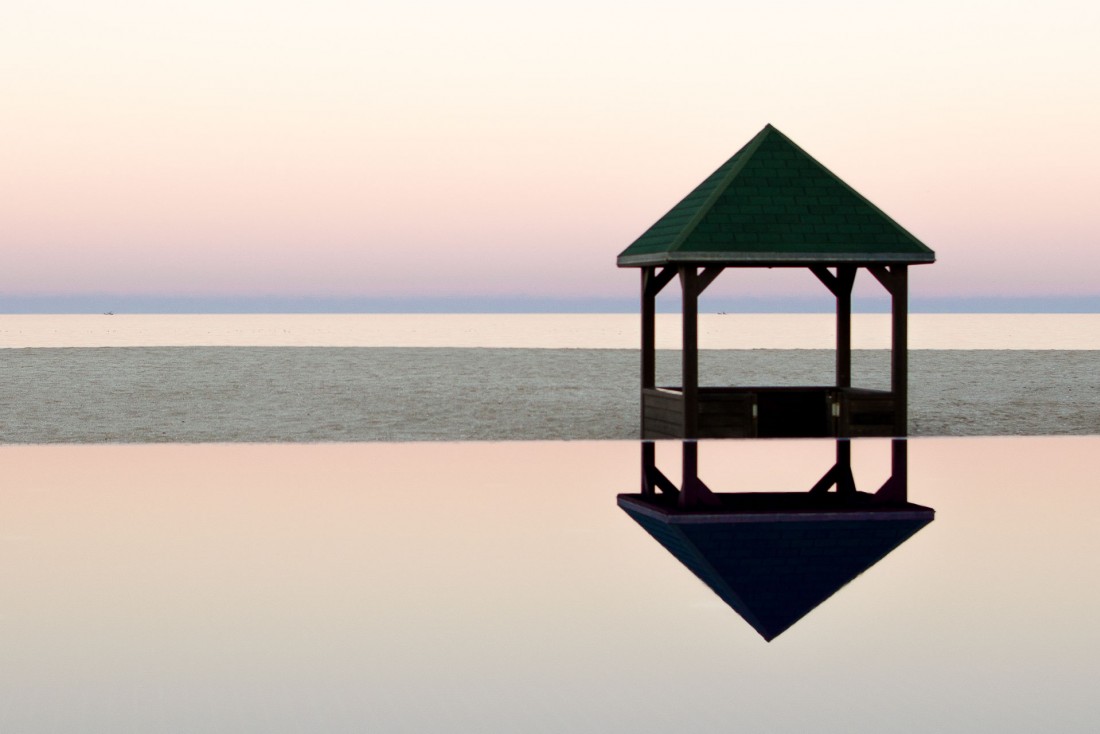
top-left (836, 266), bottom-right (856, 389)
top-left (680, 267), bottom-right (699, 438)
top-left (641, 268), bottom-right (656, 390)
top-left (811, 265), bottom-right (856, 419)
top-left (891, 265), bottom-right (909, 436)
top-left (871, 264), bottom-right (910, 438)
top-left (640, 267), bottom-right (676, 438)
top-left (641, 268), bottom-right (655, 437)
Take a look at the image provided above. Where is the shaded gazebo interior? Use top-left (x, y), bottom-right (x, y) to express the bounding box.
top-left (618, 124), bottom-right (935, 438)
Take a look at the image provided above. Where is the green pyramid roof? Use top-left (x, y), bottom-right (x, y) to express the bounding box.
top-left (617, 125), bottom-right (935, 267)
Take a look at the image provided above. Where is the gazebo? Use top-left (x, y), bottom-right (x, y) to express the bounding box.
top-left (618, 124), bottom-right (935, 439)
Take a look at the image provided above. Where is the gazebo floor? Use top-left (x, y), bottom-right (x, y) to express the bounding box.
top-left (642, 386), bottom-right (896, 439)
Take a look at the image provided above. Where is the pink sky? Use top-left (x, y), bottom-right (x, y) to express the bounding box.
top-left (2, 1), bottom-right (1099, 307)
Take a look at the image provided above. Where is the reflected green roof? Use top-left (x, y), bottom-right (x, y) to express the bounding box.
top-left (619, 495), bottom-right (933, 641)
top-left (617, 125), bottom-right (935, 267)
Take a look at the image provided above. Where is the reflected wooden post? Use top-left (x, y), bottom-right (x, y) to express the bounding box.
top-left (876, 438), bottom-right (909, 501)
top-left (682, 440), bottom-right (698, 500)
top-left (836, 439), bottom-right (855, 494)
top-left (811, 439), bottom-right (856, 494)
top-left (642, 440), bottom-right (681, 499)
top-left (892, 438), bottom-right (908, 498)
top-left (680, 267), bottom-right (699, 439)
top-left (641, 440), bottom-right (655, 495)
top-left (679, 440), bottom-right (718, 508)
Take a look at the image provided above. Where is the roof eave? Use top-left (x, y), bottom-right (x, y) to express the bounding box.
top-left (618, 495), bottom-right (935, 523)
top-left (617, 251), bottom-right (936, 268)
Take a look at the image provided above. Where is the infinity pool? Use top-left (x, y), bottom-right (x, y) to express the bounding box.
top-left (1, 438), bottom-right (1096, 732)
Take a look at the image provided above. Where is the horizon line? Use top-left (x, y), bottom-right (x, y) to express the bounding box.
top-left (3, 294), bottom-right (1100, 314)
top-left (6, 297), bottom-right (1100, 314)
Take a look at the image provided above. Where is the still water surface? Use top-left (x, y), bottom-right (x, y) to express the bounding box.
top-left (1, 437), bottom-right (1096, 732)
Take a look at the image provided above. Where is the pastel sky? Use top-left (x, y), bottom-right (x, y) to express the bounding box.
top-left (2, 0), bottom-right (1098, 309)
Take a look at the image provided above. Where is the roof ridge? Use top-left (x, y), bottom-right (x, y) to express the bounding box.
top-left (665, 125), bottom-right (775, 256)
top-left (678, 529), bottom-right (768, 635)
top-left (764, 127), bottom-right (931, 253)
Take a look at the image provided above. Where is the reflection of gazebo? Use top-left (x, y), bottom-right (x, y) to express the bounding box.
top-left (618, 125), bottom-right (935, 438)
top-left (618, 440), bottom-right (933, 640)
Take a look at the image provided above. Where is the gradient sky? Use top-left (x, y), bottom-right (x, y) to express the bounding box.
top-left (3, 1), bottom-right (1098, 309)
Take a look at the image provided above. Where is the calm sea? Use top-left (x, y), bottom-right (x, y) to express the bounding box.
top-left (2, 313), bottom-right (1099, 349)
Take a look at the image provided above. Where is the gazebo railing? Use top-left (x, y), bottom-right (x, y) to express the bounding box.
top-left (642, 386), bottom-right (896, 439)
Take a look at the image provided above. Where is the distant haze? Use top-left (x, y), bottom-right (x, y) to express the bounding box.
top-left (3, 1), bottom-right (1099, 311)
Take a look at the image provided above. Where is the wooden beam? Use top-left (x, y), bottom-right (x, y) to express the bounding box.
top-left (811, 266), bottom-right (840, 296)
top-left (809, 439), bottom-right (856, 494)
top-left (696, 265), bottom-right (724, 295)
top-left (644, 266), bottom-right (677, 299)
top-left (837, 266), bottom-right (857, 294)
top-left (809, 465), bottom-right (838, 494)
top-left (680, 267), bottom-right (699, 439)
top-left (642, 440), bottom-right (679, 497)
top-left (811, 266), bottom-right (857, 393)
top-left (648, 466), bottom-right (681, 496)
top-left (868, 265), bottom-right (896, 294)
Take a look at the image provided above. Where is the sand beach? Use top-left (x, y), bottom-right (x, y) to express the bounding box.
top-left (3, 346), bottom-right (1098, 443)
